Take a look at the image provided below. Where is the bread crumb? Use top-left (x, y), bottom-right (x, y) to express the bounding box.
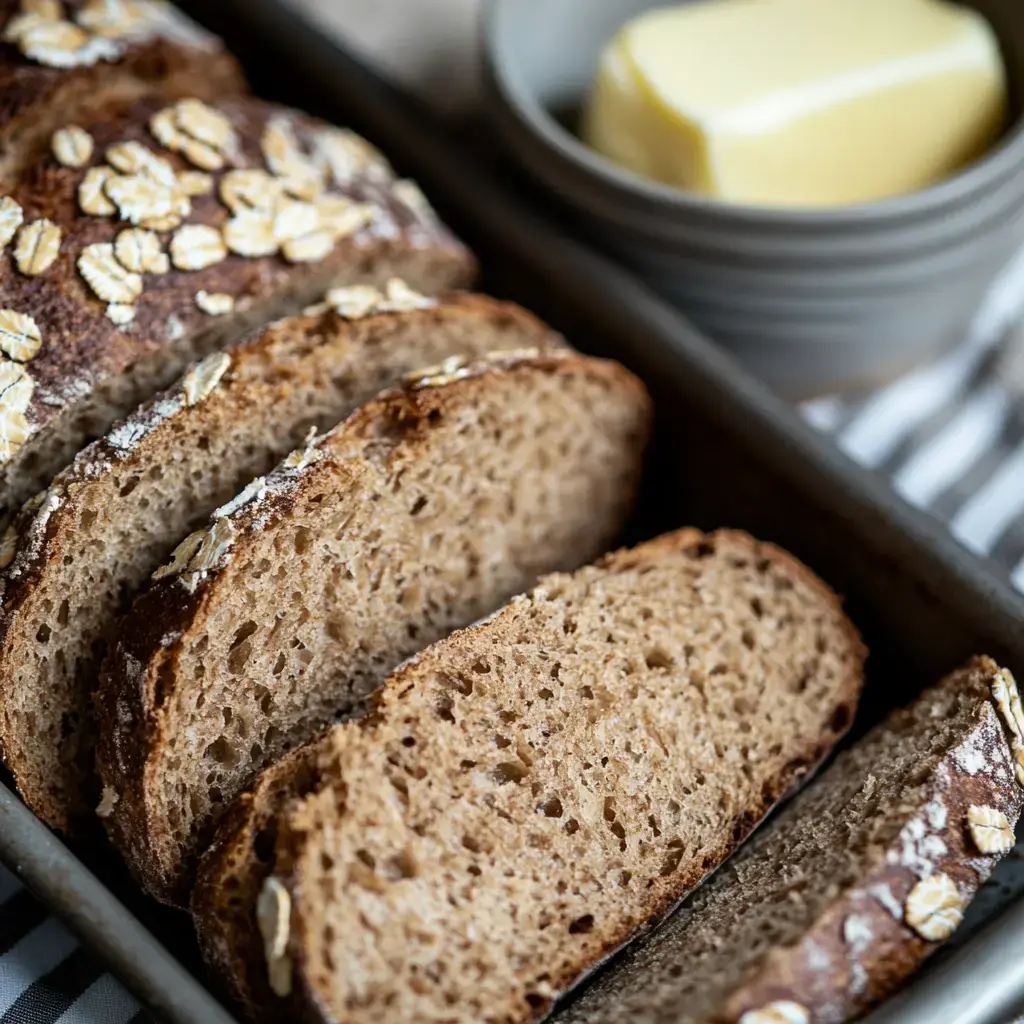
top-left (96, 786), bottom-right (119, 818)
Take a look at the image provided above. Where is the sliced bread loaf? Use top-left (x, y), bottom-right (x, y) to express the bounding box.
top-left (0, 0), bottom-right (247, 182)
top-left (559, 655), bottom-right (1024, 1024)
top-left (0, 289), bottom-right (557, 833)
top-left (0, 91), bottom-right (473, 509)
top-left (95, 350), bottom-right (651, 905)
top-left (195, 528), bottom-right (866, 1023)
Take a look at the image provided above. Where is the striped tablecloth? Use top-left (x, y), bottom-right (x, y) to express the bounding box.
top-left (4, 252), bottom-right (1024, 1022)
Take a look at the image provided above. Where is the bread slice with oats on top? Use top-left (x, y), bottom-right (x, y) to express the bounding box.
top-left (193, 527), bottom-right (864, 1024)
top-left (95, 349), bottom-right (651, 906)
top-left (558, 656), bottom-right (1024, 1024)
top-left (0, 0), bottom-right (247, 183)
top-left (0, 286), bottom-right (557, 835)
top-left (0, 89), bottom-right (473, 512)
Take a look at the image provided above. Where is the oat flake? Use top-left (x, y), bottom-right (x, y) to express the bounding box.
top-left (324, 283), bottom-right (383, 320)
top-left (14, 219), bottom-right (61, 276)
top-left (106, 139), bottom-right (174, 184)
top-left (182, 351), bottom-right (230, 406)
top-left (21, 0), bottom-right (64, 21)
top-left (261, 117), bottom-right (320, 188)
top-left (282, 229), bottom-right (334, 264)
top-left (170, 224), bottom-right (226, 271)
top-left (315, 126), bottom-right (391, 185)
top-left (176, 170), bottom-right (213, 197)
top-left (105, 172), bottom-right (176, 225)
top-left (106, 302), bottom-right (135, 326)
top-left (149, 106), bottom-right (187, 150)
top-left (78, 165), bottom-right (117, 217)
top-left (317, 194), bottom-right (373, 240)
top-left (180, 137), bottom-right (224, 172)
top-left (79, 243), bottom-right (143, 304)
top-left (195, 290), bottom-right (234, 317)
top-left (257, 877), bottom-right (293, 998)
top-left (223, 210), bottom-right (278, 258)
top-left (51, 125), bottom-right (93, 168)
top-left (0, 309), bottom-right (42, 363)
top-left (174, 98), bottom-right (236, 153)
top-left (20, 19), bottom-right (121, 67)
top-left (0, 197), bottom-right (24, 250)
top-left (0, 360), bottom-right (34, 465)
top-left (273, 200), bottom-right (319, 243)
top-left (905, 874), bottom-right (963, 941)
top-left (114, 228), bottom-right (167, 274)
top-left (738, 1003), bottom-right (810, 1024)
top-left (967, 805), bottom-right (1014, 855)
top-left (219, 169), bottom-right (281, 213)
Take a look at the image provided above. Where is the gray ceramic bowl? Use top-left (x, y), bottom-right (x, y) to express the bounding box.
top-left (482, 0), bottom-right (1024, 396)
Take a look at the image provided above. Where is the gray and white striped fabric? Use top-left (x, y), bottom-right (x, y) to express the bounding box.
top-left (801, 244), bottom-right (1024, 592)
top-left (4, 251), bottom-right (1024, 1021)
top-left (0, 865), bottom-right (144, 1024)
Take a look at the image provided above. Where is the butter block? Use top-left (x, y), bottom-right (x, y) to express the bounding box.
top-left (582, 0), bottom-right (1008, 207)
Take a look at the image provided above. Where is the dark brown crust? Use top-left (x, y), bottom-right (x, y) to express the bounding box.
top-left (192, 733), bottom-right (331, 1020)
top-left (711, 656), bottom-right (1022, 1024)
top-left (0, 293), bottom-right (557, 830)
top-left (553, 656), bottom-right (1021, 1024)
top-left (0, 90), bottom-right (475, 505)
top-left (95, 351), bottom-right (651, 906)
top-left (0, 0), bottom-right (247, 184)
top-left (252, 529), bottom-right (865, 1024)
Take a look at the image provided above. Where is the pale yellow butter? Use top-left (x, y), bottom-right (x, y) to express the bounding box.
top-left (582, 0), bottom-right (1008, 207)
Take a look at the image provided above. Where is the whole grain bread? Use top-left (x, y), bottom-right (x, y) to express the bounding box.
top-left (558, 656), bottom-right (1024, 1024)
top-left (196, 528), bottom-right (866, 1023)
top-left (95, 350), bottom-right (651, 906)
top-left (0, 91), bottom-right (473, 510)
top-left (0, 290), bottom-right (557, 834)
top-left (0, 0), bottom-right (247, 183)
top-left (194, 732), bottom-right (333, 1019)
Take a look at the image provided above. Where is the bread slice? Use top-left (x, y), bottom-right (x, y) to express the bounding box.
top-left (194, 733), bottom-right (333, 1019)
top-left (195, 528), bottom-right (866, 1023)
top-left (0, 91), bottom-right (473, 510)
top-left (0, 0), bottom-right (247, 182)
top-left (95, 350), bottom-right (651, 906)
top-left (558, 655), bottom-right (1024, 1024)
top-left (0, 291), bottom-right (557, 834)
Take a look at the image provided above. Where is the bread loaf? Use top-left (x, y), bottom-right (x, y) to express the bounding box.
top-left (195, 528), bottom-right (865, 1022)
top-left (0, 91), bottom-right (473, 510)
top-left (0, 0), bottom-right (247, 182)
top-left (0, 290), bottom-right (557, 833)
top-left (96, 350), bottom-right (651, 905)
top-left (558, 656), bottom-right (1024, 1024)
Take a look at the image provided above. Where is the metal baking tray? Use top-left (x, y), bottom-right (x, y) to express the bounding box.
top-left (3, 3), bottom-right (1024, 1022)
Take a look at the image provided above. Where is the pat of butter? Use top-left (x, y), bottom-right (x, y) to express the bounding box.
top-left (582, 0), bottom-right (1008, 207)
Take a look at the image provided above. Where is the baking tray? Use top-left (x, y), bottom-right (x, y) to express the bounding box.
top-left (3, 3), bottom-right (1024, 1022)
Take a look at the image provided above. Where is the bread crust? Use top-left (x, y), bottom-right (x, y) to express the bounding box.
top-left (556, 656), bottom-right (1022, 1024)
top-left (0, 91), bottom-right (474, 507)
top-left (0, 293), bottom-right (556, 831)
top-left (96, 351), bottom-right (650, 906)
top-left (713, 656), bottom-right (1022, 1024)
top-left (193, 733), bottom-right (331, 1019)
top-left (0, 0), bottom-right (247, 183)
top-left (197, 528), bottom-right (865, 1023)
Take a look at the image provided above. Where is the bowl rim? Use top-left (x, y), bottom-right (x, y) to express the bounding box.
top-left (482, 0), bottom-right (1024, 228)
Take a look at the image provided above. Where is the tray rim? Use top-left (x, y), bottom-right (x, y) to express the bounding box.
top-left (4, 3), bottom-right (1024, 1023)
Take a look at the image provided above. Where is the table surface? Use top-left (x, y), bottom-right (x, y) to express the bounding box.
top-left (7, 2), bottom-right (1024, 1022)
